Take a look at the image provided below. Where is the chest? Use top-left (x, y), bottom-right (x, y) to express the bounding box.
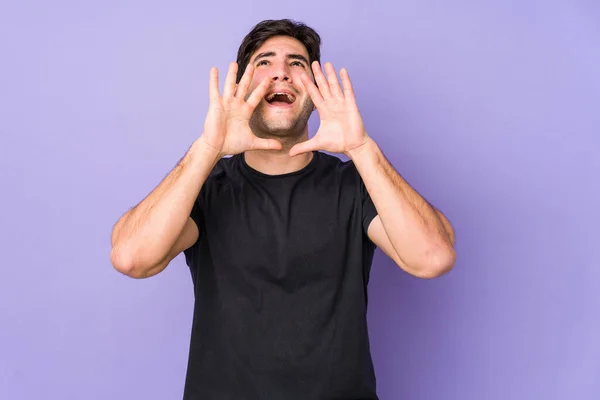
top-left (201, 177), bottom-right (363, 286)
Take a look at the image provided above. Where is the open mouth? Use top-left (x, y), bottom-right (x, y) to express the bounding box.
top-left (265, 92), bottom-right (296, 106)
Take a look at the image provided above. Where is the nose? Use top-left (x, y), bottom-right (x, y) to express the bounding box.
top-left (270, 63), bottom-right (291, 82)
top-left (271, 73), bottom-right (290, 82)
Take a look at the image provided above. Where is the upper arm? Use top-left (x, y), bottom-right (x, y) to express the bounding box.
top-left (366, 208), bottom-right (455, 278)
top-left (143, 217), bottom-right (199, 278)
top-left (366, 215), bottom-right (412, 273)
top-left (171, 217), bottom-right (200, 257)
top-left (433, 207), bottom-right (455, 246)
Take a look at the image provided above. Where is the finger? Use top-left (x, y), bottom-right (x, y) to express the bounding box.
top-left (288, 137), bottom-right (320, 157)
top-left (209, 67), bottom-right (220, 103)
top-left (235, 64), bottom-right (254, 99)
top-left (246, 76), bottom-right (270, 108)
top-left (250, 137), bottom-right (283, 151)
top-left (300, 73), bottom-right (325, 109)
top-left (324, 62), bottom-right (343, 98)
top-left (311, 61), bottom-right (331, 99)
top-left (340, 68), bottom-right (358, 106)
top-left (222, 62), bottom-right (238, 98)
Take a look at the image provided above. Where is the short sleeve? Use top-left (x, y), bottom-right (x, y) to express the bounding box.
top-left (188, 196), bottom-right (205, 236)
top-left (183, 195), bottom-right (205, 276)
top-left (186, 156), bottom-right (226, 240)
top-left (346, 160), bottom-right (378, 236)
top-left (182, 159), bottom-right (224, 274)
top-left (360, 176), bottom-right (378, 235)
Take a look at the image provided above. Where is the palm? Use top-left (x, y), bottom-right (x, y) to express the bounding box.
top-left (289, 62), bottom-right (369, 157)
top-left (201, 63), bottom-right (281, 155)
top-left (204, 98), bottom-right (253, 153)
top-left (312, 95), bottom-right (366, 154)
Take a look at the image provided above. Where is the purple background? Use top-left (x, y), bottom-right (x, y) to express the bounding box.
top-left (1, 1), bottom-right (599, 399)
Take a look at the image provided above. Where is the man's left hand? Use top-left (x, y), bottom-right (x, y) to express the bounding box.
top-left (288, 61), bottom-right (371, 157)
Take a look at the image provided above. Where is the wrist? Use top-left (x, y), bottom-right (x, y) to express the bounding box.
top-left (345, 135), bottom-right (379, 161)
top-left (188, 137), bottom-right (224, 167)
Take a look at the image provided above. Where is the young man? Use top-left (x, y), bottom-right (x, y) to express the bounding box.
top-left (111, 19), bottom-right (456, 400)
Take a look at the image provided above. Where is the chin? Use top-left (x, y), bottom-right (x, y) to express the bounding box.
top-left (264, 120), bottom-right (298, 134)
top-left (250, 98), bottom-right (314, 140)
top-left (255, 103), bottom-right (313, 135)
top-left (256, 123), bottom-right (302, 140)
top-left (251, 114), bottom-right (307, 139)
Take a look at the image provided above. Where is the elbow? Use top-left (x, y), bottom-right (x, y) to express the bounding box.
top-left (410, 247), bottom-right (456, 279)
top-left (110, 246), bottom-right (147, 279)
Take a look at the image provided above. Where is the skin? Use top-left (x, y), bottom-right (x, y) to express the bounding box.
top-left (110, 35), bottom-right (456, 280)
top-left (243, 35), bottom-right (319, 175)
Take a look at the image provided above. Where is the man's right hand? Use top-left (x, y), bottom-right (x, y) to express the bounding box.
top-left (199, 62), bottom-right (282, 156)
top-left (111, 63), bottom-right (280, 279)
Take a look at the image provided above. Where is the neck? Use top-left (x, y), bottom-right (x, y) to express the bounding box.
top-left (243, 129), bottom-right (314, 175)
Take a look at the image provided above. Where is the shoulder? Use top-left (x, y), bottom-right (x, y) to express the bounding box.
top-left (204, 154), bottom-right (245, 185)
top-left (312, 151), bottom-right (358, 174)
top-left (207, 154), bottom-right (238, 178)
top-left (312, 151), bottom-right (364, 186)
top-left (195, 154), bottom-right (242, 204)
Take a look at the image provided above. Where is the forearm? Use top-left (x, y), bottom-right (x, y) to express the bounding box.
top-left (348, 137), bottom-right (455, 273)
top-left (111, 138), bottom-right (221, 272)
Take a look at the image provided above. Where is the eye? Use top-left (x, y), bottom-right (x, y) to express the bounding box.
top-left (291, 61), bottom-right (305, 68)
top-left (257, 60), bottom-right (269, 66)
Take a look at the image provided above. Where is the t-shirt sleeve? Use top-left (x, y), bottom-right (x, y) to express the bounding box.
top-left (360, 177), bottom-right (378, 236)
top-left (182, 159), bottom-right (224, 271)
top-left (186, 157), bottom-right (226, 238)
top-left (351, 162), bottom-right (378, 237)
top-left (188, 195), bottom-right (204, 235)
top-left (183, 195), bottom-right (204, 273)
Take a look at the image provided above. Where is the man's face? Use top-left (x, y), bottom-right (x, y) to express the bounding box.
top-left (245, 35), bottom-right (315, 140)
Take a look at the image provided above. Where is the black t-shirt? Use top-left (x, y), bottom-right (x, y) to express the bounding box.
top-left (182, 151), bottom-right (379, 399)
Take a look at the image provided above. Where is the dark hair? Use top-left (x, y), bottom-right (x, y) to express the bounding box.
top-left (235, 19), bottom-right (321, 83)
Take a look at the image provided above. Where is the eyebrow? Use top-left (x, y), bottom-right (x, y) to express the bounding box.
top-left (252, 51), bottom-right (310, 66)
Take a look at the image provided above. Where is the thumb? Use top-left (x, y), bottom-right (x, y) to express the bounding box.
top-left (289, 137), bottom-right (320, 157)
